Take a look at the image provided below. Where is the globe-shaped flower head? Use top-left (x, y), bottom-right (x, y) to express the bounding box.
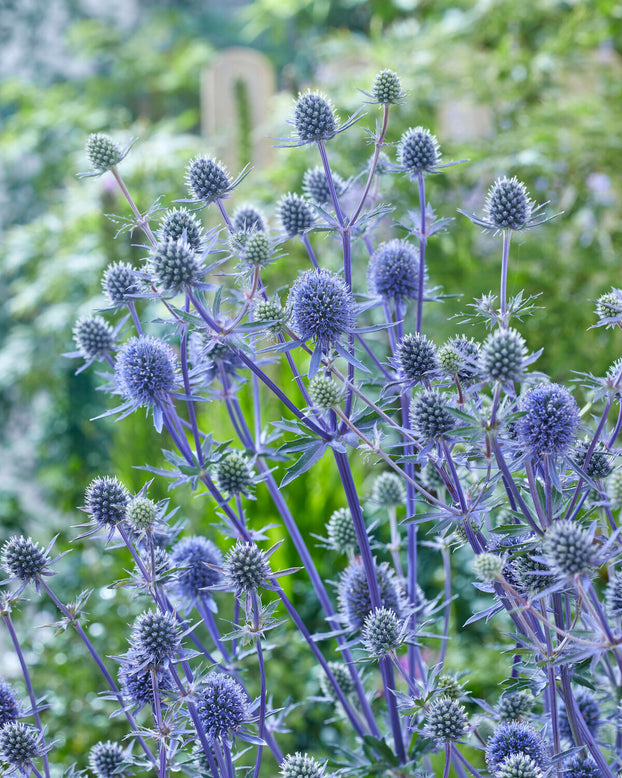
top-left (216, 452), bottom-right (254, 495)
top-left (606, 570), bottom-right (622, 614)
top-left (496, 753), bottom-right (543, 778)
top-left (280, 752), bottom-right (324, 778)
top-left (0, 680), bottom-right (20, 727)
top-left (485, 722), bottom-right (547, 773)
top-left (115, 336), bottom-right (177, 408)
top-left (86, 133), bottom-right (122, 172)
top-left (485, 177), bottom-right (533, 231)
top-left (319, 661), bottom-right (355, 702)
top-left (564, 754), bottom-right (600, 778)
top-left (289, 269), bottom-right (354, 351)
top-left (0, 721), bottom-right (43, 770)
top-left (516, 383), bottom-right (580, 456)
top-left (102, 261), bottom-right (139, 307)
top-left (361, 607), bottom-right (405, 656)
top-left (196, 672), bottom-right (250, 742)
top-left (1, 536), bottom-right (51, 585)
top-left (396, 333), bottom-right (437, 383)
top-left (542, 522), bottom-right (597, 578)
top-left (186, 155), bottom-right (231, 203)
top-left (171, 536), bottom-right (223, 601)
top-left (425, 696), bottom-right (468, 743)
top-left (325, 508), bottom-right (357, 554)
top-left (480, 328), bottom-right (527, 384)
top-left (279, 193), bottom-right (314, 236)
top-left (397, 127), bottom-right (441, 175)
top-left (150, 237), bottom-right (202, 293)
top-left (371, 472), bottom-right (406, 508)
top-left (159, 207), bottom-right (203, 250)
top-left (130, 609), bottom-right (181, 666)
top-left (438, 336), bottom-right (481, 382)
top-left (368, 239), bottom-right (421, 301)
top-left (410, 391), bottom-right (455, 441)
top-left (232, 204), bottom-right (266, 234)
top-left (308, 375), bottom-right (341, 411)
top-left (371, 69), bottom-right (402, 104)
top-left (84, 475), bottom-right (129, 528)
top-left (224, 541), bottom-right (271, 594)
top-left (338, 560), bottom-right (402, 631)
top-left (73, 315), bottom-right (115, 360)
top-left (559, 688), bottom-right (599, 743)
top-left (303, 166), bottom-right (346, 204)
top-left (89, 740), bottom-right (129, 778)
top-left (294, 92), bottom-right (337, 143)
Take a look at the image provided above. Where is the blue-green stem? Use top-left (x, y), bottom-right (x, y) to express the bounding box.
top-left (150, 668), bottom-right (168, 778)
top-left (251, 591), bottom-right (266, 778)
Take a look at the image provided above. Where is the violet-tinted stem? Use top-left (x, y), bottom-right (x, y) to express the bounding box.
top-left (316, 140), bottom-right (346, 228)
top-left (302, 233), bottom-right (319, 269)
top-left (150, 669), bottom-right (167, 778)
top-left (180, 302), bottom-right (203, 463)
top-left (40, 580), bottom-right (157, 766)
top-left (415, 172), bottom-right (427, 334)
top-left (350, 105), bottom-right (390, 227)
top-left (251, 591), bottom-right (266, 778)
top-left (442, 742), bottom-right (451, 778)
top-left (492, 439), bottom-right (541, 533)
top-left (216, 198), bottom-right (234, 233)
top-left (197, 596), bottom-right (230, 663)
top-left (112, 167), bottom-right (157, 247)
top-left (451, 745), bottom-right (485, 778)
top-left (2, 614), bottom-right (50, 778)
top-left (499, 229), bottom-right (511, 326)
top-left (438, 545), bottom-right (452, 668)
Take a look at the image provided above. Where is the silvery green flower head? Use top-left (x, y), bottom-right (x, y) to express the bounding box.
top-left (171, 535), bottom-right (223, 605)
top-left (78, 132), bottom-right (137, 178)
top-left (88, 740), bottom-right (131, 778)
top-left (365, 69), bottom-right (405, 105)
top-left (182, 154), bottom-right (250, 206)
top-left (279, 90), bottom-right (363, 147)
top-left (158, 206), bottom-right (204, 250)
top-left (0, 720), bottom-right (48, 772)
top-left (459, 176), bottom-right (557, 232)
top-left (594, 287), bottom-right (622, 329)
top-left (303, 166), bottom-right (347, 205)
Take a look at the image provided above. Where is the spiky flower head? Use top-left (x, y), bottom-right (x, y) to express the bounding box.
top-left (216, 452), bottom-right (253, 495)
top-left (396, 333), bottom-right (437, 383)
top-left (150, 237), bottom-right (202, 293)
top-left (73, 315), bottom-right (114, 360)
top-left (196, 672), bottom-right (250, 742)
top-left (368, 239), bottom-right (421, 301)
top-left (480, 328), bottom-right (527, 384)
top-left (438, 336), bottom-right (480, 382)
top-left (0, 681), bottom-right (20, 727)
top-left (410, 391), bottom-right (455, 441)
top-left (130, 609), bottom-right (181, 666)
top-left (484, 177), bottom-right (533, 231)
top-left (437, 675), bottom-right (463, 700)
top-left (371, 69), bottom-right (402, 104)
top-left (564, 755), bottom-right (600, 778)
top-left (510, 552), bottom-right (557, 594)
top-left (338, 560), bottom-right (402, 631)
top-left (280, 752), bottom-right (324, 778)
top-left (302, 166), bottom-right (346, 204)
top-left (516, 383), bottom-right (580, 456)
top-left (186, 155), bottom-right (231, 202)
top-left (496, 752), bottom-right (543, 778)
top-left (371, 472), bottom-right (406, 508)
top-left (574, 440), bottom-right (613, 479)
top-left (607, 470), bottom-right (622, 505)
top-left (102, 261), bottom-right (139, 307)
top-left (606, 570), bottom-right (622, 615)
top-left (595, 290), bottom-right (622, 322)
top-left (473, 552), bottom-right (504, 582)
top-left (294, 92), bottom-right (337, 142)
top-left (224, 541), bottom-right (270, 594)
top-left (118, 649), bottom-right (170, 708)
top-left (85, 476), bottom-right (129, 528)
top-left (426, 696), bottom-right (468, 743)
top-left (397, 127), bottom-right (441, 175)
top-left (278, 193), bottom-right (314, 235)
top-left (159, 207), bottom-right (203, 250)
top-left (1, 536), bottom-right (49, 584)
top-left (232, 204), bottom-right (266, 233)
top-left (125, 495), bottom-right (158, 533)
top-left (497, 690), bottom-right (535, 722)
top-left (89, 740), bottom-right (128, 778)
top-left (542, 520), bottom-right (596, 577)
top-left (559, 689), bottom-right (600, 742)
top-left (485, 722), bottom-right (546, 772)
top-left (319, 661), bottom-right (355, 701)
top-left (326, 508), bottom-right (357, 554)
top-left (361, 607), bottom-right (405, 656)
top-left (115, 336), bottom-right (177, 407)
top-left (254, 298), bottom-right (289, 333)
top-left (171, 536), bottom-right (223, 600)
top-left (86, 133), bottom-right (122, 172)
top-left (0, 721), bottom-right (42, 768)
top-left (309, 375), bottom-right (341, 411)
top-left (241, 231), bottom-right (272, 267)
top-left (288, 269), bottom-right (354, 348)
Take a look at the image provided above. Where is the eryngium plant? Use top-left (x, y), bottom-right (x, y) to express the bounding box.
top-left (1, 68), bottom-right (621, 778)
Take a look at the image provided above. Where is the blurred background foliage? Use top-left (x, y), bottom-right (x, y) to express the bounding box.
top-left (1, 0), bottom-right (622, 770)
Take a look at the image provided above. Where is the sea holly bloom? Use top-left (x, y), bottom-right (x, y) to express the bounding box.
top-left (516, 382), bottom-right (580, 456)
top-left (129, 609), bottom-right (181, 668)
top-left (195, 672), bottom-right (252, 743)
top-left (170, 535), bottom-right (223, 606)
top-left (485, 722), bottom-right (547, 773)
top-left (183, 154), bottom-right (250, 205)
top-left (368, 239), bottom-right (423, 302)
top-left (338, 560), bottom-right (403, 631)
top-left (158, 206), bottom-right (204, 249)
top-left (88, 740), bottom-right (131, 778)
top-left (459, 176), bottom-right (556, 232)
top-left (397, 127), bottom-right (442, 175)
top-left (361, 606), bottom-right (407, 657)
top-left (0, 536), bottom-right (62, 594)
top-left (425, 696), bottom-right (468, 743)
top-left (279, 91), bottom-right (362, 148)
top-left (0, 681), bottom-right (20, 727)
top-left (101, 261), bottom-right (140, 307)
top-left (302, 166), bottom-right (347, 205)
top-left (78, 132), bottom-right (137, 178)
top-left (280, 752), bottom-right (326, 778)
top-left (366, 69), bottom-right (405, 105)
top-left (394, 332), bottom-right (438, 384)
top-left (279, 193), bottom-right (315, 236)
top-left (0, 721), bottom-right (47, 772)
top-left (559, 688), bottom-right (600, 743)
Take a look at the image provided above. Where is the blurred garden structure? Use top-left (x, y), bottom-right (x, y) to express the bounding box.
top-left (0, 0), bottom-right (622, 770)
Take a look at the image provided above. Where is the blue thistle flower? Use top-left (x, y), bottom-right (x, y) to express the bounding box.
top-left (395, 332), bottom-right (437, 383)
top-left (370, 69), bottom-right (403, 104)
top-left (171, 536), bottom-right (223, 601)
top-left (0, 721), bottom-right (43, 769)
top-left (293, 92), bottom-right (337, 142)
top-left (425, 696), bottom-right (468, 743)
top-left (196, 672), bottom-right (250, 742)
top-left (84, 476), bottom-right (129, 528)
top-left (1, 536), bottom-right (51, 585)
top-left (319, 661), bottom-right (355, 701)
top-left (232, 203), bottom-right (266, 233)
top-left (371, 472), bottom-right (406, 508)
top-left (485, 722), bottom-right (547, 773)
top-left (280, 752), bottom-right (324, 778)
top-left (325, 508), bottom-right (357, 554)
top-left (542, 520), bottom-right (597, 577)
top-left (302, 166), bottom-right (346, 204)
top-left (278, 193), bottom-right (314, 236)
top-left (438, 335), bottom-right (480, 382)
top-left (102, 261), bottom-right (140, 307)
top-left (564, 754), bottom-right (600, 778)
top-left (410, 391), bottom-right (455, 441)
top-left (73, 315), bottom-right (115, 360)
top-left (224, 541), bottom-right (271, 594)
top-left (338, 560), bottom-right (402, 631)
top-left (606, 570), bottom-right (622, 615)
top-left (85, 133), bottom-right (122, 172)
top-left (149, 237), bottom-right (203, 293)
top-left (115, 336), bottom-right (177, 408)
top-left (559, 689), bottom-right (600, 743)
top-left (308, 374), bottom-right (341, 411)
top-left (216, 452), bottom-right (253, 495)
top-left (159, 207), bottom-right (203, 250)
top-left (361, 607), bottom-right (405, 656)
top-left (485, 177), bottom-right (533, 230)
top-left (397, 127), bottom-right (441, 175)
top-left (516, 383), bottom-right (580, 456)
top-left (0, 681), bottom-right (20, 727)
top-left (185, 155), bottom-right (231, 203)
top-left (88, 740), bottom-right (129, 778)
top-left (118, 648), bottom-right (171, 709)
top-left (496, 753), bottom-right (543, 778)
top-left (288, 269), bottom-right (354, 350)
top-left (130, 610), bottom-right (181, 666)
top-left (480, 328), bottom-right (527, 384)
top-left (574, 440), bottom-right (613, 479)
top-left (368, 239), bottom-right (421, 301)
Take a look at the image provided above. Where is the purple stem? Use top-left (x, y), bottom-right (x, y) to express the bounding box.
top-left (415, 172), bottom-right (427, 334)
top-left (500, 230), bottom-right (511, 326)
